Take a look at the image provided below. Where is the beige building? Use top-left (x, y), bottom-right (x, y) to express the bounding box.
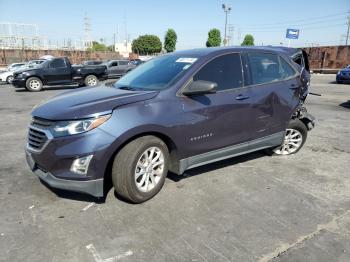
top-left (114, 42), bottom-right (132, 58)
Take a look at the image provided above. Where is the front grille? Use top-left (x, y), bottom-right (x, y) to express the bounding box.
top-left (31, 117), bottom-right (54, 128)
top-left (27, 127), bottom-right (48, 151)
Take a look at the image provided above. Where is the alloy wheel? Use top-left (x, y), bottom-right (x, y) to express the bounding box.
top-left (86, 76), bottom-right (97, 86)
top-left (273, 128), bottom-right (303, 155)
top-left (134, 147), bottom-right (165, 192)
top-left (7, 76), bottom-right (14, 83)
top-left (29, 79), bottom-right (41, 90)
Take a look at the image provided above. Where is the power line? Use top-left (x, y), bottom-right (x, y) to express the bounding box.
top-left (242, 23), bottom-right (345, 33)
top-left (236, 11), bottom-right (348, 27)
top-left (239, 17), bottom-right (347, 30)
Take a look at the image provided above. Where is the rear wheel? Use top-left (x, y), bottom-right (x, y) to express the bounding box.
top-left (112, 136), bottom-right (169, 203)
top-left (268, 119), bottom-right (307, 156)
top-left (26, 77), bottom-right (43, 92)
top-left (6, 75), bottom-right (14, 83)
top-left (84, 75), bottom-right (98, 86)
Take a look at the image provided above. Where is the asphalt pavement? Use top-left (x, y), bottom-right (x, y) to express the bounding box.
top-left (0, 75), bottom-right (349, 262)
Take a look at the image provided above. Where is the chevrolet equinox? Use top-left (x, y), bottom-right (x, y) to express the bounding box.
top-left (26, 47), bottom-right (315, 203)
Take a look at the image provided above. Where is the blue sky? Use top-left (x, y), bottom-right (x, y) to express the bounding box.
top-left (0, 0), bottom-right (349, 49)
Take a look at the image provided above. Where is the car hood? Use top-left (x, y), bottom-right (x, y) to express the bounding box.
top-left (0, 70), bottom-right (12, 77)
top-left (14, 68), bottom-right (38, 74)
top-left (32, 85), bottom-right (159, 120)
top-left (340, 68), bottom-right (350, 73)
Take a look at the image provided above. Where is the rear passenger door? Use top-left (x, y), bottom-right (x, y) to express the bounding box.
top-left (107, 61), bottom-right (119, 77)
top-left (180, 53), bottom-right (255, 157)
top-left (244, 52), bottom-right (300, 139)
top-left (117, 60), bottom-right (129, 75)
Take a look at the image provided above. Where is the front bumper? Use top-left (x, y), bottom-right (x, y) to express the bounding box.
top-left (26, 152), bottom-right (104, 197)
top-left (337, 72), bottom-right (350, 81)
top-left (12, 78), bottom-right (26, 88)
top-left (25, 125), bottom-right (117, 197)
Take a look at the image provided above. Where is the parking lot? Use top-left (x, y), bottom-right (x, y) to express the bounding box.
top-left (0, 74), bottom-right (349, 262)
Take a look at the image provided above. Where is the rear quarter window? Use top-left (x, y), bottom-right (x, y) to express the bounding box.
top-left (247, 53), bottom-right (296, 85)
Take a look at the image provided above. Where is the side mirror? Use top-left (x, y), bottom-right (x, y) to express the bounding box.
top-left (182, 80), bottom-right (217, 96)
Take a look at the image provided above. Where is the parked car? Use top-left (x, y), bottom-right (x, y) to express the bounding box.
top-left (0, 62), bottom-right (27, 83)
top-left (11, 57), bottom-right (108, 91)
top-left (25, 59), bottom-right (46, 68)
top-left (103, 60), bottom-right (136, 78)
top-left (336, 65), bottom-right (350, 83)
top-left (25, 46), bottom-right (315, 203)
top-left (130, 59), bottom-right (145, 66)
top-left (82, 60), bottom-right (103, 66)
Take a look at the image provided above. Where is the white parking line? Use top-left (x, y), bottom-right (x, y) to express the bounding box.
top-left (82, 202), bottom-right (95, 211)
top-left (86, 243), bottom-right (133, 262)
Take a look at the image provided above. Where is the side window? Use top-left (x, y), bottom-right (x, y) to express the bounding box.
top-left (279, 57), bottom-right (296, 79)
top-left (292, 54), bottom-right (304, 67)
top-left (110, 61), bottom-right (119, 67)
top-left (49, 59), bottom-right (66, 68)
top-left (247, 53), bottom-right (295, 85)
top-left (193, 53), bottom-right (243, 91)
top-left (119, 61), bottom-right (128, 65)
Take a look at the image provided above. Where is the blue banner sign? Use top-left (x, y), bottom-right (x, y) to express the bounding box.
top-left (286, 29), bottom-right (300, 39)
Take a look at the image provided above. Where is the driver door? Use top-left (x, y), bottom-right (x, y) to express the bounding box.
top-left (179, 53), bottom-right (255, 157)
top-left (44, 58), bottom-right (72, 84)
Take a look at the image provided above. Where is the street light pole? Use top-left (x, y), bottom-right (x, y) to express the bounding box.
top-left (222, 4), bottom-right (231, 46)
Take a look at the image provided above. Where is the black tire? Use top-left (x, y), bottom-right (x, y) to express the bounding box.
top-left (266, 118), bottom-right (308, 156)
top-left (84, 75), bottom-right (98, 86)
top-left (6, 75), bottom-right (14, 84)
top-left (112, 136), bottom-right (169, 203)
top-left (336, 80), bottom-right (342, 84)
top-left (26, 77), bottom-right (43, 92)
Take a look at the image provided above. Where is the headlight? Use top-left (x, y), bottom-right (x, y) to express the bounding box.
top-left (51, 114), bottom-right (111, 137)
top-left (17, 72), bottom-right (29, 78)
top-left (337, 71), bottom-right (341, 75)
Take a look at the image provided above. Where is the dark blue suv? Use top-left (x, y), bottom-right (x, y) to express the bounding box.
top-left (26, 47), bottom-right (315, 203)
top-left (336, 65), bottom-right (350, 83)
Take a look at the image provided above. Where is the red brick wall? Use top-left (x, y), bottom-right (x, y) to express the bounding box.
top-left (0, 49), bottom-right (123, 65)
top-left (303, 46), bottom-right (350, 70)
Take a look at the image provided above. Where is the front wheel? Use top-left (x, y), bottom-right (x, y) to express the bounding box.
top-left (112, 136), bottom-right (169, 203)
top-left (26, 77), bottom-right (43, 92)
top-left (6, 75), bottom-right (14, 83)
top-left (84, 75), bottom-right (98, 86)
top-left (268, 119), bottom-right (307, 156)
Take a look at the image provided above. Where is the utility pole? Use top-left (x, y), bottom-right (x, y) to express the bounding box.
top-left (237, 28), bottom-right (241, 44)
top-left (346, 15), bottom-right (350, 46)
top-left (228, 24), bottom-right (234, 46)
top-left (222, 4), bottom-right (231, 46)
top-left (113, 33), bottom-right (116, 52)
top-left (83, 13), bottom-right (92, 49)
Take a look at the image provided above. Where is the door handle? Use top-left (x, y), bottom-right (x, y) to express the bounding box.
top-left (235, 94), bottom-right (249, 100)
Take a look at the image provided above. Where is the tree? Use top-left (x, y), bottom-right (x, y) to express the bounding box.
top-left (132, 35), bottom-right (162, 55)
top-left (241, 34), bottom-right (255, 46)
top-left (206, 29), bottom-right (221, 47)
top-left (86, 41), bottom-right (111, 52)
top-left (164, 29), bottom-right (177, 52)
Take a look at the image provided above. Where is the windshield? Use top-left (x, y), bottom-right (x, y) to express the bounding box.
top-left (8, 64), bottom-right (24, 71)
top-left (113, 54), bottom-right (198, 91)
